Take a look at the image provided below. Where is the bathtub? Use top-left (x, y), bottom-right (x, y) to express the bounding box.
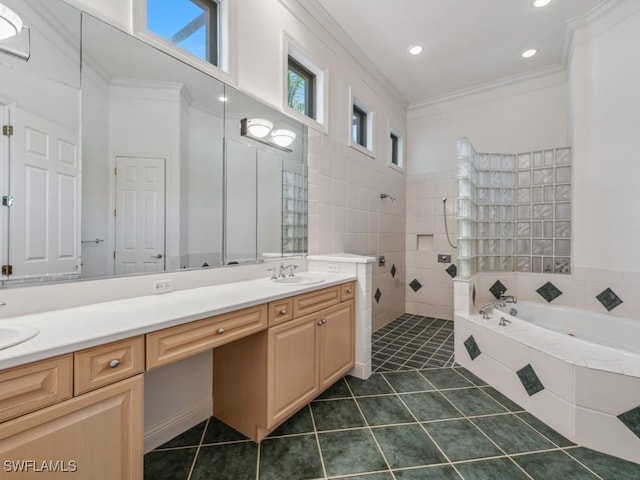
top-left (454, 301), bottom-right (640, 464)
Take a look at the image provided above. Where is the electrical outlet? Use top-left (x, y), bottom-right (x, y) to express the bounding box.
top-left (327, 264), bottom-right (339, 273)
top-left (153, 279), bottom-right (174, 294)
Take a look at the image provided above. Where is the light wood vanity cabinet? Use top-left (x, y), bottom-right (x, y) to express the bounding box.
top-left (213, 283), bottom-right (356, 441)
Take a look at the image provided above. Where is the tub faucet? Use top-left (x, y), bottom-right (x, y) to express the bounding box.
top-left (499, 317), bottom-right (512, 327)
top-left (479, 301), bottom-right (506, 320)
top-left (500, 295), bottom-right (518, 304)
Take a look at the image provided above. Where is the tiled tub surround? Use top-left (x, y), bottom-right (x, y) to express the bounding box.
top-left (456, 138), bottom-right (572, 279)
top-left (454, 282), bottom-right (640, 464)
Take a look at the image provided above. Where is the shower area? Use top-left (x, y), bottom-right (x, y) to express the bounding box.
top-left (455, 138), bottom-right (572, 280)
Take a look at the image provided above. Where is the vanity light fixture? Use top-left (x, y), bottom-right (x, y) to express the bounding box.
top-left (244, 118), bottom-right (273, 138)
top-left (521, 48), bottom-right (538, 58)
top-left (408, 45), bottom-right (423, 56)
top-left (533, 0), bottom-right (552, 7)
top-left (240, 118), bottom-right (294, 152)
top-left (0, 3), bottom-right (23, 40)
top-left (271, 129), bottom-right (296, 148)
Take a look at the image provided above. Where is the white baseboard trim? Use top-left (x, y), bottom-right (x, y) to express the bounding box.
top-left (348, 361), bottom-right (371, 380)
top-left (144, 398), bottom-right (213, 454)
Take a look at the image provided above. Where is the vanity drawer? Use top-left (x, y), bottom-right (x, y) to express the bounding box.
top-left (268, 298), bottom-right (294, 327)
top-left (74, 336), bottom-right (145, 395)
top-left (0, 355), bottom-right (73, 423)
top-left (293, 286), bottom-right (340, 318)
top-left (340, 282), bottom-right (355, 302)
top-left (146, 304), bottom-right (268, 369)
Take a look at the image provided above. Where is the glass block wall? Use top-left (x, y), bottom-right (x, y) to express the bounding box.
top-left (456, 138), bottom-right (572, 279)
top-left (282, 170), bottom-right (308, 254)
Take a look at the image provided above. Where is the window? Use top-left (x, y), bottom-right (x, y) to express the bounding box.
top-left (389, 127), bottom-right (404, 170)
top-left (287, 56), bottom-right (315, 119)
top-left (147, 0), bottom-right (219, 66)
top-left (352, 104), bottom-right (367, 148)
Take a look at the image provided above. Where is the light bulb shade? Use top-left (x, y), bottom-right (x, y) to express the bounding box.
top-left (271, 129), bottom-right (296, 147)
top-left (0, 4), bottom-right (23, 40)
top-left (246, 118), bottom-right (273, 138)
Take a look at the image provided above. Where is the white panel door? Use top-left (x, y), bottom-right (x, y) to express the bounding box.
top-left (10, 107), bottom-right (81, 278)
top-left (114, 157), bottom-right (165, 275)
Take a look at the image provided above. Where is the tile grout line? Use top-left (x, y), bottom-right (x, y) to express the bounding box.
top-left (343, 378), bottom-right (398, 480)
top-left (307, 403), bottom-right (329, 480)
top-left (395, 322), bottom-right (453, 370)
top-left (185, 416), bottom-right (211, 480)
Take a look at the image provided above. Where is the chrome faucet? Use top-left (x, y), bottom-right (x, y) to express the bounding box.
top-left (500, 294), bottom-right (518, 304)
top-left (478, 301), bottom-right (506, 320)
top-left (499, 317), bottom-right (512, 326)
top-left (278, 264), bottom-right (298, 278)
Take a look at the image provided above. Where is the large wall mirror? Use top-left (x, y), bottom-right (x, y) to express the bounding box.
top-left (0, 0), bottom-right (307, 286)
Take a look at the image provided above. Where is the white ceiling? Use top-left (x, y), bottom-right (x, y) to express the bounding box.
top-left (316, 0), bottom-right (606, 105)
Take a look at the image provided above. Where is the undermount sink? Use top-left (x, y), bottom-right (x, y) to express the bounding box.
top-left (271, 276), bottom-right (325, 286)
top-left (0, 324), bottom-right (39, 351)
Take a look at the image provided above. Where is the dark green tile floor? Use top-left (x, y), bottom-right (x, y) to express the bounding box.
top-left (144, 315), bottom-right (640, 480)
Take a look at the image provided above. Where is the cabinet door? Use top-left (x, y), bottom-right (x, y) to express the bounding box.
top-left (267, 315), bottom-right (318, 429)
top-left (0, 375), bottom-right (143, 480)
top-left (318, 300), bottom-right (355, 390)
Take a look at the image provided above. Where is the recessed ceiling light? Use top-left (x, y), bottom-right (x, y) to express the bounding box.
top-left (218, 96), bottom-right (228, 102)
top-left (408, 45), bottom-right (423, 56)
top-left (533, 0), bottom-right (552, 7)
top-left (522, 48), bottom-right (538, 58)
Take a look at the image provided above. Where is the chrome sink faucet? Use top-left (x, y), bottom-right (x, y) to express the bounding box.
top-left (278, 264), bottom-right (298, 278)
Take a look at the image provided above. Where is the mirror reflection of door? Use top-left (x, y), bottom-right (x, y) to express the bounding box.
top-left (114, 156), bottom-right (166, 275)
top-left (8, 105), bottom-right (81, 278)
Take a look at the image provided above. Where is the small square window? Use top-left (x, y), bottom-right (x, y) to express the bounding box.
top-left (288, 56), bottom-right (315, 119)
top-left (352, 104), bottom-right (367, 148)
top-left (147, 0), bottom-right (219, 66)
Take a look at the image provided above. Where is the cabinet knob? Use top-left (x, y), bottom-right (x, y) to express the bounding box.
top-left (317, 320), bottom-right (323, 326)
top-left (346, 288), bottom-right (352, 294)
top-left (280, 309), bottom-right (287, 315)
top-left (109, 359), bottom-right (120, 368)
top-left (217, 328), bottom-right (225, 335)
top-left (322, 319), bottom-right (326, 324)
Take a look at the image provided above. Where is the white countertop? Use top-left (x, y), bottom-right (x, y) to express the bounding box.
top-left (0, 272), bottom-right (356, 370)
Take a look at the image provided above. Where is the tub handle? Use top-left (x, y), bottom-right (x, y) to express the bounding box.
top-left (499, 317), bottom-right (511, 327)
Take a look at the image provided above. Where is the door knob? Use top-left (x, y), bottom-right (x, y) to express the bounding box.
top-left (152, 253), bottom-right (164, 259)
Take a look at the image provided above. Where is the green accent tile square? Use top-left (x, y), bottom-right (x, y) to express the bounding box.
top-left (513, 451), bottom-right (598, 480)
top-left (596, 287), bottom-right (623, 311)
top-left (383, 371), bottom-right (436, 393)
top-left (463, 335), bottom-right (481, 360)
top-left (156, 421), bottom-right (205, 449)
top-left (259, 434), bottom-right (323, 480)
top-left (516, 364), bottom-right (545, 396)
top-left (441, 388), bottom-right (507, 416)
top-left (144, 448), bottom-right (196, 480)
top-left (346, 374), bottom-right (394, 396)
top-left (316, 377), bottom-right (352, 400)
top-left (191, 442), bottom-right (257, 480)
top-left (471, 414), bottom-right (555, 454)
top-left (454, 367), bottom-right (488, 386)
top-left (394, 465), bottom-right (461, 479)
top-left (516, 412), bottom-right (575, 447)
top-left (318, 429), bottom-right (387, 477)
top-left (618, 404), bottom-right (640, 438)
top-left (480, 386), bottom-right (523, 411)
top-left (373, 424), bottom-right (447, 469)
top-left (357, 395), bottom-right (415, 426)
top-left (267, 405), bottom-right (314, 437)
top-left (423, 419), bottom-right (502, 462)
top-left (401, 392), bottom-right (462, 422)
top-left (420, 369), bottom-right (473, 389)
top-left (536, 281), bottom-right (563, 303)
top-left (455, 457), bottom-right (529, 480)
top-left (568, 447), bottom-right (640, 480)
top-left (311, 398), bottom-right (366, 431)
top-left (202, 417), bottom-right (248, 444)
top-left (489, 280), bottom-right (507, 300)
